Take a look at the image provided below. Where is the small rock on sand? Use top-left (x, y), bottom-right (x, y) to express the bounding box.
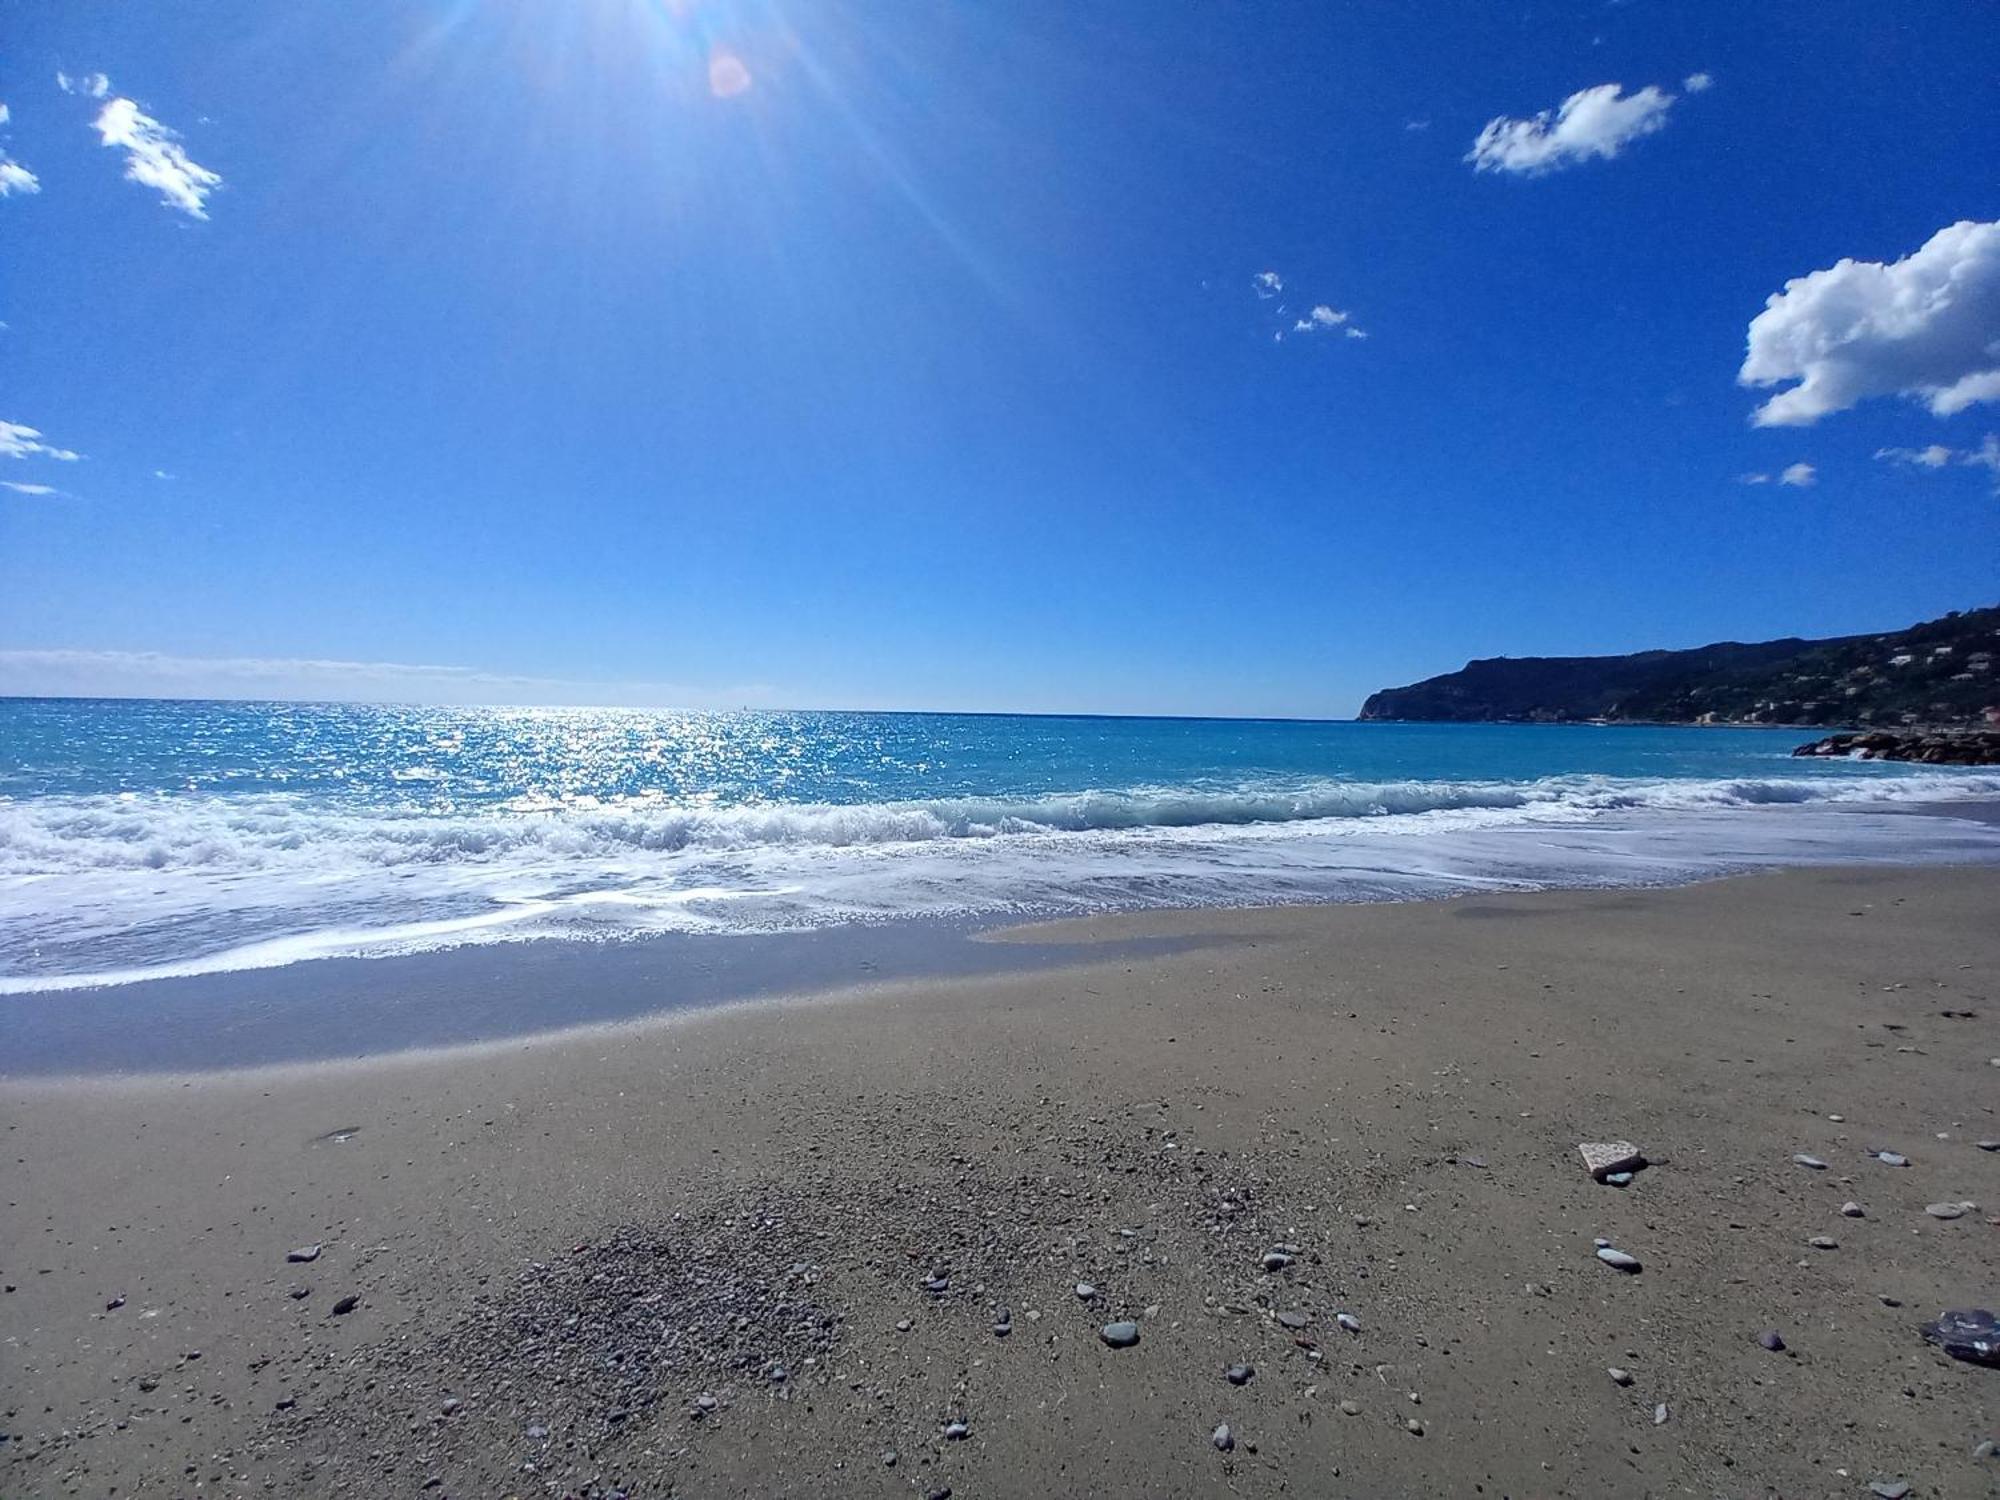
top-left (1100, 1321), bottom-right (1141, 1348)
top-left (942, 1420), bottom-right (969, 1441)
top-left (1262, 1250), bottom-right (1293, 1271)
top-left (1925, 1202), bottom-right (1970, 1220)
top-left (1758, 1329), bottom-right (1786, 1352)
top-left (1404, 1417), bottom-right (1425, 1435)
top-left (1793, 1154), bottom-right (1828, 1170)
top-left (1873, 1151), bottom-right (1909, 1167)
top-left (1335, 1312), bottom-right (1361, 1333)
top-left (1075, 1282), bottom-right (1096, 1301)
top-left (1211, 1422), bottom-right (1234, 1452)
top-left (1225, 1364), bottom-right (1254, 1385)
top-left (1608, 1367), bottom-right (1633, 1386)
top-left (1595, 1248), bottom-right (1641, 1272)
top-left (1869, 1482), bottom-right (1911, 1499)
top-left (287, 1245), bottom-right (322, 1264)
top-left (329, 1295), bottom-right (359, 1317)
top-left (1580, 1142), bottom-right (1644, 1181)
top-left (1809, 1235), bottom-right (1839, 1250)
top-left (1842, 1202), bottom-right (1866, 1218)
top-left (1653, 1403), bottom-right (1669, 1425)
top-left (1339, 1399), bottom-right (1360, 1416)
top-left (1275, 1310), bottom-right (1310, 1329)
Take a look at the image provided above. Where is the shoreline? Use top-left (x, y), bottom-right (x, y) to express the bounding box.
top-left (3, 865), bottom-right (1997, 1497)
top-left (6, 796), bottom-right (2000, 1079)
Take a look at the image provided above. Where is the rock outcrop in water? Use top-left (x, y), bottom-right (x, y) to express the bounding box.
top-left (1791, 729), bottom-right (2000, 765)
top-left (1358, 604), bottom-right (2000, 727)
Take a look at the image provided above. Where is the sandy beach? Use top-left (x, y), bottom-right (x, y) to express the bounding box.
top-left (4, 866), bottom-right (1998, 1498)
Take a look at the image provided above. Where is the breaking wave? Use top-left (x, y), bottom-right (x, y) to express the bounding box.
top-left (3, 769), bottom-right (1999, 994)
top-left (6, 771), bottom-right (2000, 876)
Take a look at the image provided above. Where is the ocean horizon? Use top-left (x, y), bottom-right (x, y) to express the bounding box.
top-left (6, 696), bottom-right (2000, 997)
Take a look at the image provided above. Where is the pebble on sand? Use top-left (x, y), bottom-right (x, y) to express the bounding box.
top-left (1579, 1142), bottom-right (1644, 1181)
top-left (1652, 1403), bottom-right (1669, 1426)
top-left (1841, 1202), bottom-right (1866, 1218)
top-left (1405, 1417), bottom-right (1425, 1435)
top-left (1925, 1201), bottom-right (1971, 1220)
top-left (1872, 1151), bottom-right (1909, 1167)
top-left (1595, 1247), bottom-right (1641, 1273)
top-left (1075, 1282), bottom-right (1096, 1301)
top-left (1100, 1321), bottom-right (1141, 1348)
top-left (942, 1420), bottom-right (969, 1441)
top-left (1261, 1250), bottom-right (1293, 1272)
top-left (1211, 1422), bottom-right (1235, 1452)
top-left (1608, 1367), bottom-right (1633, 1386)
top-left (1808, 1235), bottom-right (1839, 1250)
top-left (287, 1245), bottom-right (322, 1264)
top-left (1335, 1311), bottom-right (1361, 1334)
top-left (1869, 1482), bottom-right (1911, 1499)
top-left (1225, 1364), bottom-right (1254, 1385)
top-left (1757, 1329), bottom-right (1786, 1352)
top-left (1338, 1399), bottom-right (1360, 1416)
top-left (1793, 1154), bottom-right (1828, 1170)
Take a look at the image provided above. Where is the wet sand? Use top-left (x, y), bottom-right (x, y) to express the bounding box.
top-left (3, 867), bottom-right (1998, 1497)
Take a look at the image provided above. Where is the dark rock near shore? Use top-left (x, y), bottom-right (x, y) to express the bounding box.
top-left (1791, 728), bottom-right (2000, 765)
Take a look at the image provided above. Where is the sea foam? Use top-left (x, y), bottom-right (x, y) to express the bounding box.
top-left (4, 768), bottom-right (1999, 993)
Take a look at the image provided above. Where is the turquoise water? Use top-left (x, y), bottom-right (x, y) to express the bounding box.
top-left (3, 699), bottom-right (1998, 991)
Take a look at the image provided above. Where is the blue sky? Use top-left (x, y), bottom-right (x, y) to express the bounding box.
top-left (2, 0), bottom-right (1996, 717)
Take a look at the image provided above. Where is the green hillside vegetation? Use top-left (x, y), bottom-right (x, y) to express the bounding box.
top-left (1357, 605), bottom-right (2000, 727)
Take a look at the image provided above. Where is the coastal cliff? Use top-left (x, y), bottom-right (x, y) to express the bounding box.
top-left (1357, 604), bottom-right (2000, 729)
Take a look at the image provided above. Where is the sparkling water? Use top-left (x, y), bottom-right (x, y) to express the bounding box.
top-left (4, 698), bottom-right (1997, 991)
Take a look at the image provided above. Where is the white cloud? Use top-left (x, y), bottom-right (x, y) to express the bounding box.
top-left (1293, 304), bottom-right (1349, 333)
top-left (0, 419), bottom-right (83, 462)
top-left (1874, 443), bottom-right (1954, 469)
top-left (1737, 472), bottom-right (1772, 484)
top-left (0, 648), bottom-right (790, 710)
top-left (1739, 219), bottom-right (2000, 426)
top-left (1404, 118), bottom-right (1431, 132)
top-left (2, 480), bottom-right (59, 496)
top-left (0, 101), bottom-right (37, 197)
top-left (1877, 434), bottom-right (2000, 489)
top-left (1778, 462), bottom-right (1817, 487)
top-left (91, 92), bottom-right (221, 218)
top-left (1466, 82), bottom-right (1679, 175)
top-left (1253, 270), bottom-right (1283, 299)
top-left (57, 71), bottom-right (112, 99)
top-left (1344, 327), bottom-right (1369, 340)
top-left (1683, 72), bottom-right (1714, 93)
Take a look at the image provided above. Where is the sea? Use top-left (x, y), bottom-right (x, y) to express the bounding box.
top-left (4, 697), bottom-right (2000, 996)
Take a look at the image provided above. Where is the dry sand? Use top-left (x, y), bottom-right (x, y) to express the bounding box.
top-left (3, 867), bottom-right (1998, 1498)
